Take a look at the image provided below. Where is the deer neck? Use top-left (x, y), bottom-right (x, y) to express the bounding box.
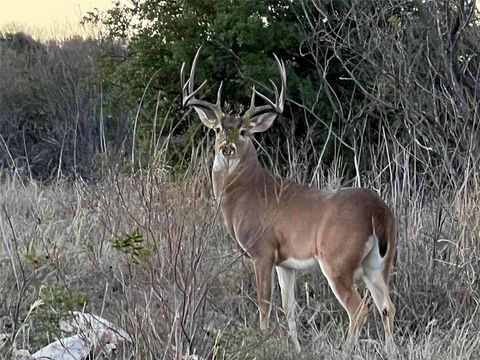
top-left (211, 141), bottom-right (264, 203)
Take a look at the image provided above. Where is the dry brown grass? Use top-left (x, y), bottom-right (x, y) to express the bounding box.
top-left (0, 128), bottom-right (479, 359)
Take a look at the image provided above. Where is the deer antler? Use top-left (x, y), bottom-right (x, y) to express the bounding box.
top-left (181, 46), bottom-right (224, 123)
top-left (244, 54), bottom-right (286, 120)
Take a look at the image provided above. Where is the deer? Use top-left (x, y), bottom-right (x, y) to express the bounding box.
top-left (181, 47), bottom-right (396, 353)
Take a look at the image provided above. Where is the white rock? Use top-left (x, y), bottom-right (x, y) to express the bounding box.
top-left (60, 311), bottom-right (131, 350)
top-left (2, 313), bottom-right (131, 360)
top-left (31, 335), bottom-right (89, 360)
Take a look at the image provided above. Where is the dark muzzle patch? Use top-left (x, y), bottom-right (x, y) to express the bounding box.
top-left (220, 144), bottom-right (235, 157)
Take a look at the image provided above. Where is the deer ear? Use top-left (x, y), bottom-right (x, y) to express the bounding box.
top-left (248, 112), bottom-right (278, 133)
top-left (193, 106), bottom-right (217, 129)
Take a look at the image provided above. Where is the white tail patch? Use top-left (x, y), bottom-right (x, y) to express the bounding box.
top-left (363, 235), bottom-right (386, 283)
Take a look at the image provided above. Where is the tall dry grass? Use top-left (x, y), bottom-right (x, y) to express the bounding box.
top-left (0, 31), bottom-right (130, 181)
top-left (0, 117), bottom-right (478, 359)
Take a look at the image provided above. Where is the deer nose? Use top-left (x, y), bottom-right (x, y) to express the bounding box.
top-left (220, 143), bottom-right (236, 157)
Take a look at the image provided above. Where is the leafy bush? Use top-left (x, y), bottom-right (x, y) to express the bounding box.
top-left (83, 0), bottom-right (321, 168)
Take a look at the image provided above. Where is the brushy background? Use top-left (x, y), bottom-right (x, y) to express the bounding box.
top-left (1, 1), bottom-right (479, 359)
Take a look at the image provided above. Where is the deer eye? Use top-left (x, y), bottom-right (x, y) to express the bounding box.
top-left (240, 129), bottom-right (248, 136)
top-left (215, 127), bottom-right (221, 134)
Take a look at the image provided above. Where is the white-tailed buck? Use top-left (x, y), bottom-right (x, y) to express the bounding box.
top-left (181, 47), bottom-right (396, 352)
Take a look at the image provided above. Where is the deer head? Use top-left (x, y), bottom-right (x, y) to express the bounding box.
top-left (181, 47), bottom-right (286, 173)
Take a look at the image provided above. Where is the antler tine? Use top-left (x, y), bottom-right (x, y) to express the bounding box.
top-left (250, 86), bottom-right (256, 108)
top-left (180, 62), bottom-right (188, 104)
top-left (216, 81), bottom-right (223, 107)
top-left (270, 80), bottom-right (279, 100)
top-left (188, 46), bottom-right (202, 95)
top-left (181, 46), bottom-right (224, 119)
top-left (183, 79), bottom-right (207, 105)
top-left (244, 54), bottom-right (286, 119)
top-left (244, 86), bottom-right (273, 119)
top-left (253, 87), bottom-right (277, 109)
top-left (276, 55), bottom-right (287, 113)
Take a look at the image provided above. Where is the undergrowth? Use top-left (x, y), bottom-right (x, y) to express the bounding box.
top-left (0, 130), bottom-right (478, 359)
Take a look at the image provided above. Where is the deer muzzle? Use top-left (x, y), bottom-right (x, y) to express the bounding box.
top-left (220, 143), bottom-right (236, 157)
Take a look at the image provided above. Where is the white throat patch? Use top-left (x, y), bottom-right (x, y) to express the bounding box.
top-left (213, 152), bottom-right (240, 174)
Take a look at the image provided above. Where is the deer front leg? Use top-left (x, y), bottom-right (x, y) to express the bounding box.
top-left (276, 266), bottom-right (301, 352)
top-left (253, 258), bottom-right (274, 330)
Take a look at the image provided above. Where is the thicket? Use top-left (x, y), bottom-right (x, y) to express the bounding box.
top-left (1, 0), bottom-right (478, 182)
top-left (0, 33), bottom-right (106, 180)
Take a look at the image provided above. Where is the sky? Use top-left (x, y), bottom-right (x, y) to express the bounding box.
top-left (0, 0), bottom-right (114, 38)
top-left (1, 0), bottom-right (479, 39)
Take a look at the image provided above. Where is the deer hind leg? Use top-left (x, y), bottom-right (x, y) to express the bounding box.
top-left (318, 260), bottom-right (369, 343)
top-left (363, 274), bottom-right (395, 348)
top-left (349, 289), bottom-right (372, 340)
top-left (276, 266), bottom-right (301, 352)
top-left (253, 258), bottom-right (274, 330)
top-left (363, 250), bottom-right (395, 349)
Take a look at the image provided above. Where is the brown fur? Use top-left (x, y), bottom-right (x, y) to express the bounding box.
top-left (213, 138), bottom-right (395, 269)
top-left (212, 124), bottom-right (396, 350)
